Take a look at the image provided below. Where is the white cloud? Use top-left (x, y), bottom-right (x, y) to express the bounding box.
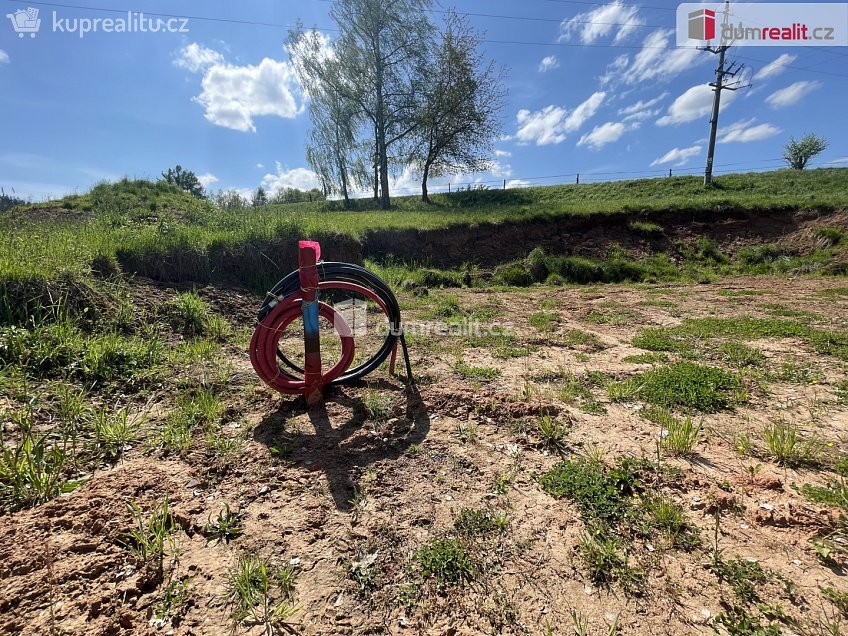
top-left (559, 1), bottom-right (644, 44)
top-left (174, 43), bottom-right (224, 73)
top-left (494, 149), bottom-right (511, 158)
top-left (538, 55), bottom-right (560, 73)
top-left (515, 92), bottom-right (605, 146)
top-left (516, 106), bottom-right (568, 145)
top-left (754, 54), bottom-right (796, 81)
top-left (256, 163), bottom-right (264, 168)
top-left (826, 157), bottom-right (848, 165)
top-left (261, 162), bottom-right (321, 193)
top-left (650, 145), bottom-right (702, 167)
top-left (619, 93), bottom-right (667, 116)
top-left (577, 122), bottom-right (627, 150)
top-left (610, 29), bottom-right (706, 87)
top-left (656, 84), bottom-right (735, 126)
top-left (765, 80), bottom-right (821, 109)
top-left (506, 179), bottom-right (532, 189)
top-left (716, 118), bottom-right (781, 143)
top-left (0, 50), bottom-right (9, 64)
top-left (599, 54), bottom-right (629, 86)
top-left (194, 58), bottom-right (304, 132)
top-left (618, 92), bottom-right (667, 122)
top-left (489, 161), bottom-right (513, 178)
top-left (564, 92), bottom-right (606, 132)
top-left (197, 173), bottom-right (219, 188)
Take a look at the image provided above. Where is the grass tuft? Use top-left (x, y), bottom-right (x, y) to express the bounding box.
top-left (224, 552), bottom-right (298, 632)
top-left (608, 363), bottom-right (744, 412)
top-left (415, 538), bottom-right (475, 586)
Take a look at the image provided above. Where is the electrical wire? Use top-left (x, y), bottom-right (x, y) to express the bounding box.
top-left (12, 0), bottom-right (848, 78)
top-left (250, 262), bottom-right (413, 395)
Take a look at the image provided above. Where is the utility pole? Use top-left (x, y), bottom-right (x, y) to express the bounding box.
top-left (701, 1), bottom-right (749, 186)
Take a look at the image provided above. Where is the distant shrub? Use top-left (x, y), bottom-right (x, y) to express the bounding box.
top-left (494, 263), bottom-right (533, 287)
top-left (629, 220), bottom-right (664, 236)
top-left (602, 258), bottom-right (646, 283)
top-left (548, 255), bottom-right (604, 284)
top-left (524, 247), bottom-right (549, 282)
top-left (419, 268), bottom-right (464, 288)
top-left (737, 244), bottom-right (791, 266)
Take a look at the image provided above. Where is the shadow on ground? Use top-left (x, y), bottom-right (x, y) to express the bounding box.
top-left (253, 382), bottom-right (430, 511)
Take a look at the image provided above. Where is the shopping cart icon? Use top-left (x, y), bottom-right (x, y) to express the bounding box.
top-left (6, 7), bottom-right (41, 38)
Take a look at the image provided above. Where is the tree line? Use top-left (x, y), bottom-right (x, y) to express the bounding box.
top-left (287, 0), bottom-right (506, 209)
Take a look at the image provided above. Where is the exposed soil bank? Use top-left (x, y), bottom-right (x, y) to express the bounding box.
top-left (115, 233), bottom-right (362, 290)
top-left (362, 207), bottom-right (848, 267)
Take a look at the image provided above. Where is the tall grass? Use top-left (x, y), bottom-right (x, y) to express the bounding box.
top-left (3, 169), bottom-right (846, 288)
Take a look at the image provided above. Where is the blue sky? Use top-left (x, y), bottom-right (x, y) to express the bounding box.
top-left (1, 0), bottom-right (846, 201)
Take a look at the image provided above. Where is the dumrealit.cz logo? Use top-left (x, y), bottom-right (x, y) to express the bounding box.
top-left (677, 3), bottom-right (848, 46)
top-left (6, 6), bottom-right (189, 39)
top-left (688, 8), bottom-right (716, 41)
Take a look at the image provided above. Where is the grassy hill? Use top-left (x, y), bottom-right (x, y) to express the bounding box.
top-left (1, 168), bottom-right (846, 298)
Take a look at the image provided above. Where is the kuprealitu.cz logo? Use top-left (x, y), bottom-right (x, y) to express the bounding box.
top-left (677, 3), bottom-right (848, 46)
top-left (6, 6), bottom-right (189, 39)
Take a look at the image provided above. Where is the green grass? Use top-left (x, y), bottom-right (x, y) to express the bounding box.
top-left (576, 531), bottom-right (640, 587)
top-left (539, 457), bottom-right (637, 529)
top-left (823, 587), bottom-right (848, 618)
top-left (119, 497), bottom-right (177, 581)
top-left (622, 352), bottom-right (668, 365)
top-left (426, 294), bottom-right (465, 318)
top-left (719, 342), bottom-right (766, 368)
top-left (836, 380), bottom-right (848, 406)
top-left (800, 479), bottom-right (848, 509)
top-left (642, 496), bottom-right (700, 550)
top-left (415, 538), bottom-right (476, 585)
top-left (629, 220), bottom-right (664, 235)
top-left (155, 578), bottom-right (193, 623)
top-left (93, 406), bottom-right (140, 460)
top-left (633, 316), bottom-right (848, 361)
top-left (529, 311), bottom-right (558, 332)
top-left (0, 426), bottom-right (71, 513)
top-left (4, 169), bottom-right (847, 289)
top-left (224, 553), bottom-right (298, 632)
top-left (641, 406), bottom-right (702, 456)
top-left (453, 507), bottom-right (508, 537)
top-left (363, 389), bottom-right (393, 421)
top-left (204, 504), bottom-right (244, 543)
top-left (817, 287), bottom-right (848, 299)
top-left (0, 318), bottom-right (163, 381)
top-left (763, 422), bottom-right (820, 466)
top-left (454, 356), bottom-right (501, 380)
top-left (709, 556), bottom-right (770, 604)
top-left (585, 306), bottom-right (639, 327)
top-left (608, 362), bottom-right (744, 412)
top-left (563, 329), bottom-right (605, 351)
top-left (534, 414), bottom-right (570, 453)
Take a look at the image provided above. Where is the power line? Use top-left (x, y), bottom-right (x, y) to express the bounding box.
top-left (12, 0), bottom-right (848, 79)
top-left (538, 0), bottom-right (676, 11)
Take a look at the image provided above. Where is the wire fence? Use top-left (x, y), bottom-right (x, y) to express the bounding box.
top-left (379, 156), bottom-right (846, 198)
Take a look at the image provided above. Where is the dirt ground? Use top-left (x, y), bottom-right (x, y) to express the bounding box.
top-left (2, 276), bottom-right (848, 635)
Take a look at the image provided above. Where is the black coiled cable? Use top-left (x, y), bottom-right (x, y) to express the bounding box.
top-left (257, 262), bottom-right (413, 386)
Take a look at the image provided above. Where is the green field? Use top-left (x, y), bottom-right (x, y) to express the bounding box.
top-left (2, 168), bottom-right (847, 283)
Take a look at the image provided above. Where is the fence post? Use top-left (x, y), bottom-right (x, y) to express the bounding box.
top-left (503, 179), bottom-right (506, 190)
top-left (576, 173), bottom-right (580, 185)
top-left (668, 168), bottom-right (672, 177)
top-left (448, 183), bottom-right (451, 194)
